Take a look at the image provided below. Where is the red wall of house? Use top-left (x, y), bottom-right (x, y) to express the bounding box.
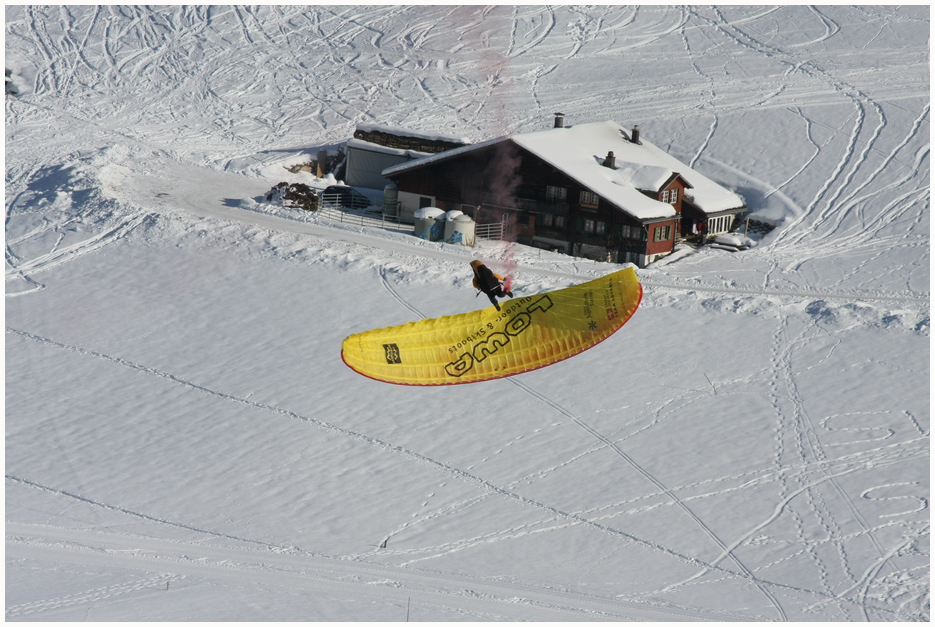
top-left (645, 219), bottom-right (678, 255)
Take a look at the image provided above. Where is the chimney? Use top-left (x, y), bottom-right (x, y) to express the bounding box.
top-left (602, 151), bottom-right (616, 169)
top-left (631, 125), bottom-right (641, 144)
top-left (554, 112), bottom-right (565, 128)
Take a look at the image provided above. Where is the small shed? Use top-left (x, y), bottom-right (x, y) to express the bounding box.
top-left (345, 124), bottom-right (470, 191)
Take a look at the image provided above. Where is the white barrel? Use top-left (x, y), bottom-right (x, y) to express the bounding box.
top-left (441, 210), bottom-right (462, 244)
top-left (414, 207), bottom-right (445, 240)
top-left (445, 213), bottom-right (475, 246)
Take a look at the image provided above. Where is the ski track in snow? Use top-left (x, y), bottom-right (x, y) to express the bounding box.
top-left (11, 323), bottom-right (922, 620)
top-left (378, 263), bottom-right (785, 619)
top-left (692, 6), bottom-right (927, 273)
top-left (362, 258), bottom-right (923, 617)
top-left (6, 5), bottom-right (929, 621)
top-left (6, 252), bottom-right (927, 615)
top-left (5, 213), bottom-right (148, 284)
top-left (3, 326), bottom-right (790, 620)
top-left (6, 567), bottom-right (183, 620)
top-left (507, 379), bottom-right (788, 619)
top-left (6, 522), bottom-right (757, 622)
top-left (3, 327), bottom-right (772, 589)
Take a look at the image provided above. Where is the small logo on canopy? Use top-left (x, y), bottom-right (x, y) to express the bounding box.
top-left (383, 343), bottom-right (402, 364)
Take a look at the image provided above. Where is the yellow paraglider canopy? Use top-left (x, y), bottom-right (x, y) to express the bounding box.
top-left (341, 266), bottom-right (642, 385)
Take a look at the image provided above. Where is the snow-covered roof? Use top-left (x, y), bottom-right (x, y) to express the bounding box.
top-left (510, 122), bottom-right (672, 220)
top-left (382, 121), bottom-right (745, 220)
top-left (355, 123), bottom-right (471, 145)
top-left (512, 121), bottom-right (744, 218)
top-left (616, 163), bottom-right (681, 193)
top-left (346, 137), bottom-right (431, 160)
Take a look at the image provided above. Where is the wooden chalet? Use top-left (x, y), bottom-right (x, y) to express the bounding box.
top-left (382, 117), bottom-right (746, 266)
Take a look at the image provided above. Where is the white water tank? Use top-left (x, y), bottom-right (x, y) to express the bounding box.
top-left (414, 206), bottom-right (445, 241)
top-left (440, 210), bottom-right (462, 244)
top-left (445, 213), bottom-right (475, 246)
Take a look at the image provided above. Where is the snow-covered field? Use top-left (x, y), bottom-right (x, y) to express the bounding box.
top-left (5, 5), bottom-right (929, 621)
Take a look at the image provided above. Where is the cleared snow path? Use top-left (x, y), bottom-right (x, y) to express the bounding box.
top-left (101, 152), bottom-right (929, 306)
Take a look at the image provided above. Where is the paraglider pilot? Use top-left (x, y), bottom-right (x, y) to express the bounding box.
top-left (470, 260), bottom-right (513, 311)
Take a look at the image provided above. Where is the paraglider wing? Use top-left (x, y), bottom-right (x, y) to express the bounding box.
top-left (341, 266), bottom-right (642, 385)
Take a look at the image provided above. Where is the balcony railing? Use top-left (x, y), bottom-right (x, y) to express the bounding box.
top-left (475, 192), bottom-right (569, 215)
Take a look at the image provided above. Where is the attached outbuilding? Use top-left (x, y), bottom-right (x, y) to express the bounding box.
top-left (344, 124), bottom-right (471, 191)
